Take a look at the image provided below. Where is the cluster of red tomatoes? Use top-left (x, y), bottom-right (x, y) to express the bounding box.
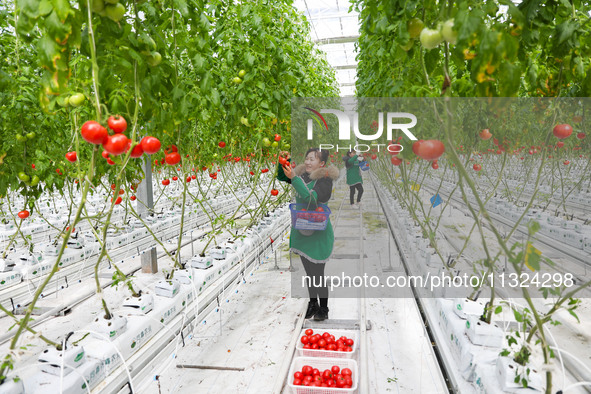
top-left (78, 116), bottom-right (161, 164)
top-left (293, 363), bottom-right (353, 388)
top-left (300, 329), bottom-right (354, 352)
top-left (296, 207), bottom-right (327, 223)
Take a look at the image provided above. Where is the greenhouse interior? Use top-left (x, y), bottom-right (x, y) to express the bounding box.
top-left (1, 0), bottom-right (591, 393)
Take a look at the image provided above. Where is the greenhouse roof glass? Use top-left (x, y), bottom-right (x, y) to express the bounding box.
top-left (293, 0), bottom-right (359, 97)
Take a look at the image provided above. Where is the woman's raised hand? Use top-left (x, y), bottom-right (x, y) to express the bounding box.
top-left (282, 163), bottom-right (294, 179)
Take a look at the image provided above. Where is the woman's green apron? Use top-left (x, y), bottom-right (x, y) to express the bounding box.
top-left (290, 177), bottom-right (334, 264)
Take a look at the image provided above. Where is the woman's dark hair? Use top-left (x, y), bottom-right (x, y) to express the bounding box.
top-left (306, 148), bottom-right (329, 165)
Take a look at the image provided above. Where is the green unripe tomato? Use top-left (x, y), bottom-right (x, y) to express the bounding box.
top-left (18, 172), bottom-right (30, 182)
top-left (238, 69), bottom-right (246, 78)
top-left (57, 96), bottom-right (70, 107)
top-left (31, 175), bottom-right (40, 187)
top-left (91, 0), bottom-right (105, 12)
top-left (68, 93), bottom-right (85, 107)
top-left (147, 51), bottom-right (162, 67)
top-left (104, 0), bottom-right (118, 4)
top-left (271, 141), bottom-right (279, 148)
top-left (232, 77), bottom-right (242, 84)
top-left (26, 132), bottom-right (35, 140)
top-left (407, 18), bottom-right (424, 39)
top-left (400, 40), bottom-right (414, 51)
top-left (441, 19), bottom-right (457, 45)
top-left (262, 137), bottom-right (271, 147)
top-left (419, 28), bottom-right (443, 50)
top-left (105, 3), bottom-right (125, 22)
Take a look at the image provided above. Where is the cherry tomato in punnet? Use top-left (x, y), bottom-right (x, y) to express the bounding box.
top-left (301, 336), bottom-right (309, 344)
top-left (305, 329), bottom-right (313, 336)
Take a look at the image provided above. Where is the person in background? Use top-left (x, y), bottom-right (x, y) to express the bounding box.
top-left (277, 148), bottom-right (339, 321)
top-left (343, 150), bottom-right (364, 208)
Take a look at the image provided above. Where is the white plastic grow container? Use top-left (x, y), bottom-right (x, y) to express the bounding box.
top-left (296, 329), bottom-right (358, 359)
top-left (190, 255), bottom-right (213, 269)
top-left (496, 356), bottom-right (543, 392)
top-left (453, 298), bottom-right (485, 320)
top-left (288, 357), bottom-right (358, 394)
top-left (121, 293), bottom-right (154, 314)
top-left (155, 279), bottom-right (181, 298)
top-left (174, 268), bottom-right (194, 284)
top-left (0, 258), bottom-right (16, 272)
top-left (0, 377), bottom-right (24, 394)
top-left (465, 315), bottom-right (503, 348)
top-left (38, 345), bottom-right (86, 376)
top-left (88, 314), bottom-right (128, 341)
top-left (209, 245), bottom-right (229, 260)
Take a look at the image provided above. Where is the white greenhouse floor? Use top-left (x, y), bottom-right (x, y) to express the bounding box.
top-left (140, 183), bottom-right (447, 394)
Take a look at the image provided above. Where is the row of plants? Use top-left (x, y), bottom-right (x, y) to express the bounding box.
top-left (0, 0), bottom-right (338, 385)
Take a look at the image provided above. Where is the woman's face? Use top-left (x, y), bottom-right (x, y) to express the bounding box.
top-left (305, 152), bottom-right (324, 173)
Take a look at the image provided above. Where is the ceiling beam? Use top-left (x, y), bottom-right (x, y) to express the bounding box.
top-left (313, 35), bottom-right (359, 45)
top-left (334, 64), bottom-right (357, 70)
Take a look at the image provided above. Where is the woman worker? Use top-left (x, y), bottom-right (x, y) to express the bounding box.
top-left (277, 148), bottom-right (339, 321)
top-left (343, 150), bottom-right (364, 208)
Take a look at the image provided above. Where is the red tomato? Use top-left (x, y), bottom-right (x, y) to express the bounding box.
top-left (261, 168), bottom-right (269, 173)
top-left (345, 338), bottom-right (354, 346)
top-left (165, 152), bottom-right (181, 165)
top-left (103, 134), bottom-right (129, 156)
top-left (130, 195), bottom-right (136, 201)
top-left (18, 210), bottom-right (30, 219)
top-left (305, 329), bottom-right (313, 336)
top-left (129, 142), bottom-right (144, 158)
top-left (107, 115), bottom-right (127, 133)
top-left (553, 124), bottom-right (573, 139)
top-left (278, 156), bottom-right (287, 165)
top-left (81, 121), bottom-right (108, 145)
top-left (412, 140), bottom-right (424, 155)
top-left (164, 145), bottom-right (178, 155)
top-left (577, 132), bottom-right (586, 139)
top-left (556, 141), bottom-right (564, 148)
top-left (473, 164), bottom-right (482, 171)
top-left (341, 368), bottom-right (352, 376)
top-left (479, 128), bottom-right (492, 140)
top-left (107, 158), bottom-right (115, 165)
top-left (563, 160), bottom-right (570, 165)
top-left (331, 365), bottom-right (340, 375)
top-left (391, 156), bottom-right (402, 166)
top-left (172, 176), bottom-right (179, 181)
top-left (191, 174), bottom-right (196, 179)
top-left (431, 162), bottom-right (439, 170)
top-left (294, 371), bottom-right (303, 380)
top-left (309, 335), bottom-right (319, 344)
top-left (301, 336), bottom-right (309, 344)
top-left (274, 134), bottom-right (281, 142)
top-left (417, 140), bottom-right (445, 160)
top-left (186, 177), bottom-right (191, 183)
top-left (218, 141), bottom-right (226, 148)
top-left (293, 379), bottom-right (302, 386)
top-left (318, 339), bottom-right (327, 348)
top-left (371, 154), bottom-right (377, 160)
top-left (271, 189), bottom-right (279, 196)
top-left (112, 196), bottom-right (122, 205)
top-left (65, 151), bottom-right (77, 162)
top-left (302, 366), bottom-right (313, 376)
top-left (102, 150), bottom-right (110, 159)
top-left (312, 369), bottom-right (320, 376)
top-left (162, 179), bottom-right (170, 186)
top-left (118, 189), bottom-right (124, 195)
top-left (139, 136), bottom-right (161, 155)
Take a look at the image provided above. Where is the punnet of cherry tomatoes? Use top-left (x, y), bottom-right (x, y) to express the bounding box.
top-left (298, 329), bottom-right (355, 353)
top-left (291, 362), bottom-right (355, 389)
